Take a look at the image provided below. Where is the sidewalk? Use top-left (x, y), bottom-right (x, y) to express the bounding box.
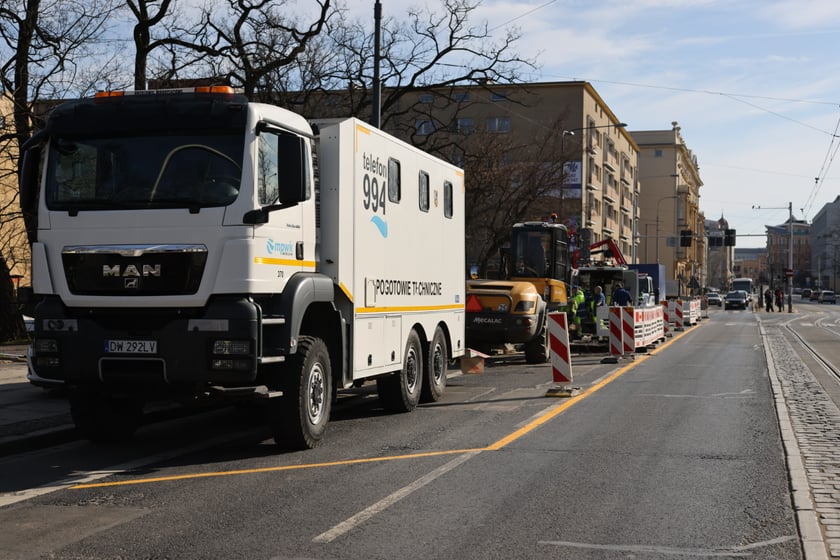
top-left (0, 343), bottom-right (74, 453)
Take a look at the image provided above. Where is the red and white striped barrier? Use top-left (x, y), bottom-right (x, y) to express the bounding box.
top-left (622, 306), bottom-right (635, 353)
top-left (548, 312), bottom-right (572, 383)
top-left (609, 306), bottom-right (624, 358)
top-left (672, 299), bottom-right (685, 330)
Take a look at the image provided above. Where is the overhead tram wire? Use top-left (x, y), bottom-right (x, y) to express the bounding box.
top-left (803, 114), bottom-right (840, 218)
top-left (488, 0), bottom-right (558, 32)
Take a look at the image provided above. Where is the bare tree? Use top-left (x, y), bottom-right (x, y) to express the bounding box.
top-left (177, 0), bottom-right (334, 100)
top-left (459, 117), bottom-right (570, 277)
top-left (288, 1), bottom-right (535, 131)
top-left (0, 0), bottom-right (122, 340)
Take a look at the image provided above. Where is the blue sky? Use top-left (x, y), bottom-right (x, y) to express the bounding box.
top-left (344, 0), bottom-right (840, 248)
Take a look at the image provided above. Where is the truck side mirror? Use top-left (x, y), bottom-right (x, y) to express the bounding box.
top-left (276, 133), bottom-right (308, 205)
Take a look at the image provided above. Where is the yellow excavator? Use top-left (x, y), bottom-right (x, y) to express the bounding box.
top-left (465, 221), bottom-right (571, 363)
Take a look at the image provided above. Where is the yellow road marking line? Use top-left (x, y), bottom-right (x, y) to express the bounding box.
top-left (71, 324), bottom-right (699, 490)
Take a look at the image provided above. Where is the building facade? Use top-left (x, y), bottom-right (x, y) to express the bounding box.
top-left (705, 216), bottom-right (733, 291)
top-left (633, 122), bottom-right (705, 297)
top-left (810, 196), bottom-right (840, 291)
top-left (733, 248), bottom-right (767, 290)
top-left (766, 219), bottom-right (810, 290)
top-left (383, 81), bottom-right (640, 264)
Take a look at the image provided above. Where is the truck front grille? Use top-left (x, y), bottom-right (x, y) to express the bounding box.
top-left (62, 244), bottom-right (207, 296)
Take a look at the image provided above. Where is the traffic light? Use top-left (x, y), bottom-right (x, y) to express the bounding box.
top-left (724, 229), bottom-right (736, 246)
top-left (708, 236), bottom-right (723, 247)
top-left (680, 229), bottom-right (692, 247)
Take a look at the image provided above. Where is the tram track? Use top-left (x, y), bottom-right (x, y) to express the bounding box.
top-left (784, 320), bottom-right (840, 386)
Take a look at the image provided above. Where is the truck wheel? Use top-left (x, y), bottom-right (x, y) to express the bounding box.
top-left (69, 390), bottom-right (143, 442)
top-left (524, 315), bottom-right (549, 364)
top-left (377, 329), bottom-right (423, 412)
top-left (270, 336), bottom-right (332, 450)
top-left (421, 327), bottom-right (448, 403)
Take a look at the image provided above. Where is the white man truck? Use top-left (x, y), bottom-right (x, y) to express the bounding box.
top-left (19, 87), bottom-right (465, 449)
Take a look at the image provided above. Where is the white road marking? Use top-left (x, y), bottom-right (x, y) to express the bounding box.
top-left (312, 451), bottom-right (480, 543)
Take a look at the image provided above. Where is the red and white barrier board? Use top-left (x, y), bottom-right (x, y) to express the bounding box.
top-left (548, 312), bottom-right (572, 383)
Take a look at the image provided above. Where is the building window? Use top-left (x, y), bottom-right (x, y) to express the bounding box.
top-left (486, 117), bottom-right (510, 133)
top-left (415, 120), bottom-right (435, 136)
top-left (452, 118), bottom-right (474, 134)
top-left (654, 149), bottom-right (663, 157)
top-left (419, 93), bottom-right (434, 104)
top-left (454, 92), bottom-right (470, 102)
top-left (490, 92), bottom-right (507, 101)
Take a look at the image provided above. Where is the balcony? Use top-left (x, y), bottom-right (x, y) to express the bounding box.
top-left (603, 215), bottom-right (618, 234)
top-left (603, 151), bottom-right (618, 173)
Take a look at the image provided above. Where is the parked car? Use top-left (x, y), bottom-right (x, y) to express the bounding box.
top-left (724, 290), bottom-right (748, 310)
top-left (706, 292), bottom-right (723, 307)
top-left (819, 290), bottom-right (837, 304)
top-left (801, 288), bottom-right (812, 299)
top-left (810, 290), bottom-right (821, 301)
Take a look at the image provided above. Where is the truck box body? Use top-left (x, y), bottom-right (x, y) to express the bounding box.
top-left (20, 88), bottom-right (464, 446)
top-left (316, 118), bottom-right (465, 378)
top-left (629, 264), bottom-right (667, 303)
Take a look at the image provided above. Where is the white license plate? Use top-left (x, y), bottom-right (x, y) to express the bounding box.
top-left (104, 339), bottom-right (158, 354)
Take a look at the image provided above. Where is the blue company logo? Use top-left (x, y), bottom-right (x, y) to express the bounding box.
top-left (371, 215), bottom-right (388, 238)
top-left (266, 238), bottom-right (294, 255)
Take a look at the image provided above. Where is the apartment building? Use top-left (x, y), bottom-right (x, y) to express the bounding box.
top-left (705, 216), bottom-right (733, 291)
top-left (766, 219), bottom-right (810, 289)
top-left (810, 196), bottom-right (840, 291)
top-left (633, 123), bottom-right (705, 297)
top-left (382, 81), bottom-right (640, 263)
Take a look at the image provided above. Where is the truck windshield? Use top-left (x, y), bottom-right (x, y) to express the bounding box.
top-left (45, 133), bottom-right (244, 211)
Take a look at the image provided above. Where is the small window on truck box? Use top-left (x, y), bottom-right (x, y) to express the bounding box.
top-left (419, 171), bottom-right (429, 212)
top-left (443, 180), bottom-right (453, 218)
top-left (388, 158), bottom-right (401, 203)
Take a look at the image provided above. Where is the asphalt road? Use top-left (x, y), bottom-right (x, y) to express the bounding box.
top-left (0, 309), bottom-right (805, 559)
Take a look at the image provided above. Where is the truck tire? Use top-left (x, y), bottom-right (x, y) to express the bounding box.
top-left (69, 389), bottom-right (143, 442)
top-left (421, 327), bottom-right (448, 403)
top-left (270, 336), bottom-right (332, 450)
top-left (377, 329), bottom-right (423, 412)
top-left (524, 315), bottom-right (549, 364)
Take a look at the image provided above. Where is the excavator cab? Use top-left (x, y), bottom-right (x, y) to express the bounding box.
top-left (508, 222), bottom-right (571, 309)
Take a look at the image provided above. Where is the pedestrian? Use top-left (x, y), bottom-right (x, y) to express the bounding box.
top-left (613, 283), bottom-right (632, 306)
top-left (570, 286), bottom-right (586, 338)
top-left (775, 288), bottom-right (784, 312)
top-left (764, 288), bottom-right (773, 312)
top-left (592, 285), bottom-right (606, 308)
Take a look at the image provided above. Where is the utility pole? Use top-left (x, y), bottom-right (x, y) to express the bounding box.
top-left (372, 1), bottom-right (382, 128)
top-left (788, 202), bottom-right (793, 313)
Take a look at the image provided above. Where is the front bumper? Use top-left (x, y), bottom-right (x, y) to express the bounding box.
top-left (466, 312), bottom-right (541, 346)
top-left (29, 295), bottom-right (262, 391)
